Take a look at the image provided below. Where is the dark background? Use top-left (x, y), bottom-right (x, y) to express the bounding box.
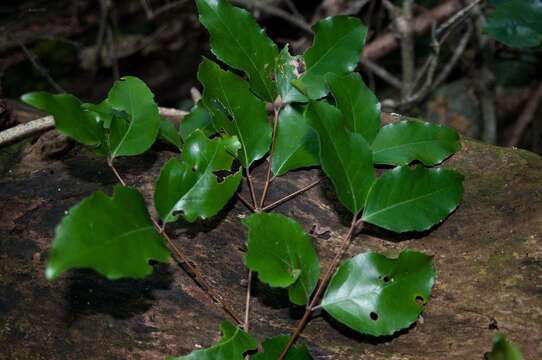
top-left (1, 0), bottom-right (541, 153)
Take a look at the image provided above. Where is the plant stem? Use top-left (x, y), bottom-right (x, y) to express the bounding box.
top-left (236, 193), bottom-right (256, 212)
top-left (278, 216), bottom-right (359, 359)
top-left (261, 179), bottom-right (321, 212)
top-left (259, 106), bottom-right (280, 209)
top-left (245, 167), bottom-right (259, 211)
top-left (244, 270), bottom-right (253, 332)
top-left (107, 160), bottom-right (243, 325)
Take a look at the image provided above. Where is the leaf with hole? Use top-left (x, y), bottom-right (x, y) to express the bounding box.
top-left (293, 16), bottom-right (367, 99)
top-left (196, 0), bottom-right (278, 101)
top-left (198, 58), bottom-right (272, 168)
top-left (487, 333), bottom-right (523, 360)
top-left (253, 336), bottom-right (313, 360)
top-left (154, 130), bottom-right (242, 223)
top-left (167, 321), bottom-right (257, 360)
top-left (271, 105), bottom-right (319, 177)
top-left (179, 102), bottom-right (215, 142)
top-left (485, 0), bottom-right (542, 48)
top-left (327, 72), bottom-right (380, 143)
top-left (362, 165), bottom-right (464, 232)
top-left (275, 45), bottom-right (308, 103)
top-left (244, 212), bottom-right (320, 306)
top-left (46, 186), bottom-right (169, 280)
top-left (371, 120), bottom-right (460, 166)
top-left (106, 76), bottom-right (161, 158)
top-left (21, 92), bottom-right (104, 148)
top-left (306, 100), bottom-right (375, 215)
top-left (321, 251), bottom-right (435, 337)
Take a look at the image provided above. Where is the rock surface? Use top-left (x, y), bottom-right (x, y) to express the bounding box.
top-left (0, 121), bottom-right (541, 359)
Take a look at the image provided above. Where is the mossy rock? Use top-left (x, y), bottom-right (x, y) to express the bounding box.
top-left (0, 116), bottom-right (541, 359)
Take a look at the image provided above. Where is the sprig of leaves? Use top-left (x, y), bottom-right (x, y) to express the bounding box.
top-left (21, 0), bottom-right (468, 358)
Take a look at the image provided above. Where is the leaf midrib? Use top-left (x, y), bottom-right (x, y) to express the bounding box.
top-left (363, 186), bottom-right (453, 221)
top-left (207, 2), bottom-right (274, 100)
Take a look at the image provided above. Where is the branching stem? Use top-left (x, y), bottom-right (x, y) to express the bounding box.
top-left (261, 179), bottom-right (321, 212)
top-left (278, 216), bottom-right (360, 359)
top-left (259, 105), bottom-right (280, 209)
top-left (107, 160), bottom-right (243, 325)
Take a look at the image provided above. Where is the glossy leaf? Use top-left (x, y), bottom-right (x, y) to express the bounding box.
top-left (154, 130), bottom-right (242, 223)
top-left (306, 101), bottom-right (375, 215)
top-left (327, 72), bottom-right (380, 143)
top-left (198, 58), bottom-right (272, 168)
top-left (362, 166), bottom-right (464, 232)
top-left (196, 0), bottom-right (278, 101)
top-left (46, 186), bottom-right (169, 280)
top-left (271, 105), bottom-right (319, 177)
top-left (487, 333), bottom-right (523, 360)
top-left (244, 213), bottom-right (320, 305)
top-left (253, 336), bottom-right (313, 360)
top-left (485, 0), bottom-right (542, 48)
top-left (371, 120), bottom-right (460, 166)
top-left (21, 92), bottom-right (104, 147)
top-left (322, 251), bottom-right (435, 336)
top-left (107, 76), bottom-right (161, 158)
top-left (159, 118), bottom-right (182, 149)
top-left (179, 102), bottom-right (214, 142)
top-left (82, 100), bottom-right (115, 129)
top-left (167, 321), bottom-right (257, 360)
top-left (295, 16), bottom-right (367, 99)
top-left (275, 46), bottom-right (307, 103)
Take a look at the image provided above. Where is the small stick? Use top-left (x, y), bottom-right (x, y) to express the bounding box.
top-left (0, 106), bottom-right (188, 147)
top-left (243, 270), bottom-right (253, 332)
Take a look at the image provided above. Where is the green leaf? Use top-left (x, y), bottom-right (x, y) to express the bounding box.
top-left (327, 72), bottom-right (380, 143)
top-left (167, 321), bottom-right (257, 360)
top-left (321, 251), bottom-right (435, 337)
top-left (107, 76), bottom-right (161, 158)
top-left (154, 130), bottom-right (242, 223)
top-left (484, 0), bottom-right (542, 48)
top-left (306, 101), bottom-right (375, 215)
top-left (46, 186), bottom-right (169, 280)
top-left (82, 100), bottom-right (115, 129)
top-left (296, 16), bottom-right (367, 99)
top-left (21, 92), bottom-right (104, 147)
top-left (243, 213), bottom-right (320, 305)
top-left (159, 118), bottom-right (182, 149)
top-left (487, 333), bottom-right (523, 360)
top-left (275, 46), bottom-right (308, 103)
top-left (371, 120), bottom-right (461, 166)
top-left (253, 336), bottom-right (313, 360)
top-left (271, 105), bottom-right (319, 177)
top-left (195, 0), bottom-right (278, 101)
top-left (198, 58), bottom-right (272, 168)
top-left (179, 102), bottom-right (214, 142)
top-left (362, 165), bottom-right (464, 232)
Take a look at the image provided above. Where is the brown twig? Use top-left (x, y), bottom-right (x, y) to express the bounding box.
top-left (400, 0), bottom-right (415, 99)
top-left (107, 159), bottom-right (242, 326)
top-left (362, 0), bottom-right (464, 61)
top-left (259, 106), bottom-right (280, 209)
top-left (278, 217), bottom-right (359, 360)
top-left (507, 81), bottom-right (542, 147)
top-left (237, 193), bottom-right (256, 212)
top-left (261, 179), bottom-right (321, 212)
